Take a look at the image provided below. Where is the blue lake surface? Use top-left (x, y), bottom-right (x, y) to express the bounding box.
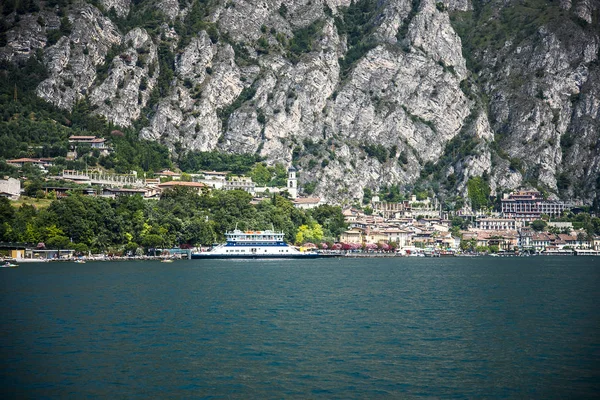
top-left (1, 256), bottom-right (599, 399)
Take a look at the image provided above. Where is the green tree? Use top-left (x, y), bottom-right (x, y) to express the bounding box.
top-left (295, 221), bottom-right (324, 245)
top-left (530, 219), bottom-right (547, 232)
top-left (249, 163), bottom-right (272, 185)
top-left (467, 176), bottom-right (490, 210)
top-left (182, 218), bottom-right (216, 246)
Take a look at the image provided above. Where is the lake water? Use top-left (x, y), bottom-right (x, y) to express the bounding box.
top-left (1, 257), bottom-right (599, 399)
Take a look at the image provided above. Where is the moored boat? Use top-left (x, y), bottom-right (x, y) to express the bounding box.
top-left (191, 229), bottom-right (327, 259)
top-left (1, 261), bottom-right (18, 268)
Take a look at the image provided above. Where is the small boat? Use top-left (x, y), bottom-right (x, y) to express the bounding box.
top-left (161, 259), bottom-right (174, 263)
top-left (1, 262), bottom-right (18, 268)
top-left (74, 259), bottom-right (86, 264)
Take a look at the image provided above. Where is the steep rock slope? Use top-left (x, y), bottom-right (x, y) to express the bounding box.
top-left (1, 0), bottom-right (598, 205)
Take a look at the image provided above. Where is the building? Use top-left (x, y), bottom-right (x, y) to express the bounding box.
top-left (547, 221), bottom-right (573, 231)
top-left (518, 228), bottom-right (533, 249)
top-left (224, 176), bottom-right (255, 193)
top-left (101, 188), bottom-right (147, 198)
top-left (293, 197), bottom-right (322, 210)
top-left (200, 171), bottom-right (229, 180)
top-left (68, 135), bottom-right (107, 149)
top-left (68, 135), bottom-right (97, 144)
top-left (384, 228), bottom-right (412, 248)
top-left (501, 191), bottom-right (567, 221)
top-left (68, 136), bottom-right (109, 154)
top-left (371, 200), bottom-right (410, 219)
top-left (155, 169), bottom-right (181, 180)
top-left (287, 166), bottom-right (298, 199)
top-left (364, 229), bottom-right (389, 245)
top-left (340, 228), bottom-right (363, 244)
top-left (43, 187), bottom-right (96, 198)
top-left (196, 171), bottom-right (228, 189)
top-left (157, 181), bottom-right (206, 194)
top-left (475, 217), bottom-right (523, 231)
top-left (531, 232), bottom-right (551, 251)
top-left (0, 177), bottom-right (21, 200)
top-left (6, 158), bottom-right (52, 170)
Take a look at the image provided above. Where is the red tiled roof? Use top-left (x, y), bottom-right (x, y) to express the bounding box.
top-left (293, 197), bottom-right (321, 204)
top-left (156, 170), bottom-right (180, 176)
top-left (69, 135), bottom-right (97, 140)
top-left (158, 181), bottom-right (205, 188)
top-left (7, 158), bottom-right (44, 163)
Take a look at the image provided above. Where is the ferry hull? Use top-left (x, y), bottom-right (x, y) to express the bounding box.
top-left (191, 253), bottom-right (330, 259)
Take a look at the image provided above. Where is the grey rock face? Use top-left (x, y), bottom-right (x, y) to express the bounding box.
top-left (36, 4), bottom-right (121, 111)
top-left (0, 11), bottom-right (58, 62)
top-left (477, 12), bottom-right (599, 198)
top-left (100, 0), bottom-right (131, 18)
top-left (89, 28), bottom-right (158, 127)
top-left (141, 32), bottom-right (246, 153)
top-left (1, 0), bottom-right (598, 203)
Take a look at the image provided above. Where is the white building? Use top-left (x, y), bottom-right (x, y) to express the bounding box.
top-left (224, 176), bottom-right (255, 192)
top-left (293, 197), bottom-right (322, 209)
top-left (0, 177), bottom-right (21, 200)
top-left (287, 166), bottom-right (298, 199)
top-left (475, 217), bottom-right (523, 231)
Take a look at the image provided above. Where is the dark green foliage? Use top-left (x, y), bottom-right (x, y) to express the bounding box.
top-left (398, 150), bottom-right (409, 165)
top-left (396, 0), bottom-right (420, 42)
top-left (217, 86), bottom-right (256, 127)
top-left (175, 0), bottom-right (219, 49)
top-left (361, 143), bottom-right (388, 164)
top-left (303, 181), bottom-right (316, 195)
top-left (179, 150), bottom-right (262, 174)
top-left (112, 1), bottom-right (169, 38)
top-left (338, 41), bottom-right (376, 79)
top-left (379, 184), bottom-right (405, 203)
top-left (556, 172), bottom-right (570, 191)
top-left (139, 76), bottom-right (148, 91)
top-left (450, 1), bottom-right (575, 73)
top-left (145, 43), bottom-right (174, 113)
top-left (363, 187), bottom-right (372, 204)
top-left (530, 219), bottom-right (547, 232)
top-left (467, 175), bottom-right (491, 210)
top-left (335, 0), bottom-right (379, 79)
top-left (560, 133), bottom-right (574, 149)
top-left (99, 131), bottom-right (172, 174)
top-left (0, 56), bottom-right (73, 159)
top-left (2, 0), bottom-right (16, 16)
top-left (278, 3), bottom-right (287, 18)
top-left (287, 19), bottom-right (325, 62)
top-left (308, 204), bottom-right (348, 238)
top-left (46, 29), bottom-right (63, 46)
top-left (95, 44), bottom-right (126, 84)
top-left (256, 109), bottom-right (266, 124)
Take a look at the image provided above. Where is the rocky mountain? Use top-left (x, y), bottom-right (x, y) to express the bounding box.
top-left (1, 0), bottom-right (598, 206)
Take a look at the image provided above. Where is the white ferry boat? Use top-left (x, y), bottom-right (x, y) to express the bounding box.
top-left (191, 229), bottom-right (323, 259)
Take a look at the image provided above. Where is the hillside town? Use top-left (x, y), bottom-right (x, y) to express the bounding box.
top-left (0, 135), bottom-right (599, 258)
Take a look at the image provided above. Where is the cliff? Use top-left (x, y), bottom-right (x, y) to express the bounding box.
top-left (1, 0), bottom-right (598, 205)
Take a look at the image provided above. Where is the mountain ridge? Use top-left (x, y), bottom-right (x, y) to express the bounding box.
top-left (1, 0), bottom-right (598, 208)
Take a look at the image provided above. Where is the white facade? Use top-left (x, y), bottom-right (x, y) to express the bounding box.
top-left (475, 218), bottom-right (523, 231)
top-left (0, 177), bottom-right (20, 199)
top-left (287, 166), bottom-right (298, 199)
